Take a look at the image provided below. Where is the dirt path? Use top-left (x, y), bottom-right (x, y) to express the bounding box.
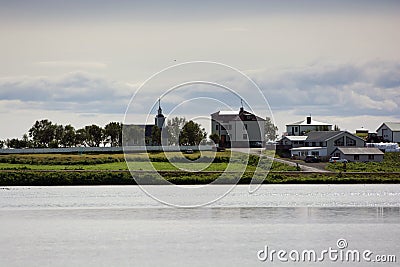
top-left (231, 148), bottom-right (332, 173)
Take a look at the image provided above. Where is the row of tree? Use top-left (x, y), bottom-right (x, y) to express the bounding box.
top-left (0, 118), bottom-right (208, 149)
top-left (1, 120), bottom-right (123, 149)
top-left (0, 116), bottom-right (278, 149)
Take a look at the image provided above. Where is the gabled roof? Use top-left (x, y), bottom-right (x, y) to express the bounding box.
top-left (211, 109), bottom-right (265, 122)
top-left (305, 131), bottom-right (365, 142)
top-left (377, 122), bottom-right (400, 132)
top-left (287, 118), bottom-right (332, 126)
top-left (305, 131), bottom-right (343, 142)
top-left (282, 135), bottom-right (308, 141)
top-left (332, 147), bottom-right (384, 155)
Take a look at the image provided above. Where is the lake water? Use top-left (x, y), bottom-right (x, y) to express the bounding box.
top-left (0, 184), bottom-right (399, 266)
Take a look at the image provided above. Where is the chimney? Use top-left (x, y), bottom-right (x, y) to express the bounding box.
top-left (306, 116), bottom-right (311, 124)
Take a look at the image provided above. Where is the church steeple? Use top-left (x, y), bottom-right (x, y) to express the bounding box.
top-left (155, 98), bottom-right (165, 128)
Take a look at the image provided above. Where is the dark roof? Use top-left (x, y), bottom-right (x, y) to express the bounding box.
top-left (305, 131), bottom-right (343, 142)
top-left (332, 147), bottom-right (384, 155)
top-left (211, 109), bottom-right (265, 122)
top-left (305, 131), bottom-right (365, 142)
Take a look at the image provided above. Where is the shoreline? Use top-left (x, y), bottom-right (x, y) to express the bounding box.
top-left (1, 170), bottom-right (399, 186)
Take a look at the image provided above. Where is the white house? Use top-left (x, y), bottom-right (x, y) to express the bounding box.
top-left (376, 122), bottom-right (400, 143)
top-left (280, 135), bottom-right (307, 148)
top-left (286, 116), bottom-right (332, 136)
top-left (331, 147), bottom-right (384, 162)
top-left (289, 131), bottom-right (365, 158)
top-left (211, 107), bottom-right (265, 148)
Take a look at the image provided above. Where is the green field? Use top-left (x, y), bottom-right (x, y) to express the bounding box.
top-left (0, 151), bottom-right (296, 172)
top-left (1, 151), bottom-right (399, 185)
top-left (326, 152), bottom-right (400, 172)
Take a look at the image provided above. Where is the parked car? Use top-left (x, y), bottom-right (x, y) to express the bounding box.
top-left (184, 149), bottom-right (194, 154)
top-left (304, 155), bottom-right (320, 163)
top-left (329, 157), bottom-right (348, 163)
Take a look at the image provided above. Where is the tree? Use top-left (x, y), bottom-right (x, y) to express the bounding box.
top-left (28, 119), bottom-right (56, 147)
top-left (85, 125), bottom-right (103, 147)
top-left (166, 117), bottom-right (186, 145)
top-left (209, 133), bottom-right (220, 145)
top-left (264, 117), bottom-right (278, 141)
top-left (316, 125), bottom-right (330, 131)
top-left (104, 122), bottom-right (122, 147)
top-left (0, 140), bottom-right (4, 149)
top-left (179, 121), bottom-right (207, 146)
top-left (75, 128), bottom-right (88, 146)
top-left (334, 125), bottom-right (340, 131)
top-left (60, 125), bottom-right (76, 147)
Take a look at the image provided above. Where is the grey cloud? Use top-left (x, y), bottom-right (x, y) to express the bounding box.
top-left (0, 72), bottom-right (131, 114)
top-left (254, 61), bottom-right (400, 117)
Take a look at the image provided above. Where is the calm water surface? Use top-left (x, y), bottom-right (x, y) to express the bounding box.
top-left (0, 184), bottom-right (399, 266)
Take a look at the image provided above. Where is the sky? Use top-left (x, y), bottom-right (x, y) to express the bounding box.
top-left (1, 0), bottom-right (400, 139)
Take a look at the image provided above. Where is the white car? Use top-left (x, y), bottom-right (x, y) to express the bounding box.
top-left (329, 157), bottom-right (348, 163)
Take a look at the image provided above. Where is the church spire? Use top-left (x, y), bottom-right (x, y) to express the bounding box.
top-left (155, 98), bottom-right (165, 128)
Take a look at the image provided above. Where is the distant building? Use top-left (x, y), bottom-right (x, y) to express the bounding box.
top-left (211, 107), bottom-right (265, 148)
top-left (125, 100), bottom-right (166, 145)
top-left (376, 122), bottom-right (400, 143)
top-left (286, 116), bottom-right (332, 136)
top-left (331, 147), bottom-right (384, 162)
top-left (155, 99), bottom-right (166, 129)
top-left (290, 131), bottom-right (365, 158)
top-left (280, 135), bottom-right (307, 148)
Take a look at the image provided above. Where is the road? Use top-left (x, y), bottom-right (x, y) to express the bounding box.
top-left (231, 148), bottom-right (331, 173)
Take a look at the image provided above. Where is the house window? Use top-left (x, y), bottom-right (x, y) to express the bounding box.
top-left (319, 142), bottom-right (324, 147)
top-left (243, 134), bottom-right (248, 139)
top-left (346, 137), bottom-right (356, 146)
top-left (354, 155), bottom-right (359, 161)
top-left (334, 153), bottom-right (340, 157)
top-left (368, 155), bottom-right (374, 160)
top-left (334, 137), bottom-right (345, 146)
top-left (312, 151), bottom-right (319, 156)
top-left (216, 125), bottom-right (219, 130)
top-left (295, 127), bottom-right (298, 132)
top-left (312, 142), bottom-right (316, 147)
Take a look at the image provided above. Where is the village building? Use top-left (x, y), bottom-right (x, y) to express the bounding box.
top-left (376, 122), bottom-right (400, 143)
top-left (286, 116), bottom-right (332, 136)
top-left (331, 147), bottom-right (384, 162)
top-left (290, 131), bottom-right (365, 158)
top-left (211, 107), bottom-right (265, 148)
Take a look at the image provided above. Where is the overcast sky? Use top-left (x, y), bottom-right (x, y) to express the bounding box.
top-left (1, 0), bottom-right (400, 139)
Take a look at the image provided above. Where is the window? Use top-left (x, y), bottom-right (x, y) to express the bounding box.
top-left (295, 127), bottom-right (298, 132)
top-left (216, 125), bottom-right (219, 130)
top-left (243, 134), bottom-right (248, 139)
top-left (354, 155), bottom-right (359, 161)
top-left (368, 155), bottom-right (374, 160)
top-left (319, 142), bottom-right (324, 147)
top-left (346, 137), bottom-right (356, 146)
top-left (312, 151), bottom-right (319, 156)
top-left (334, 137), bottom-right (345, 146)
top-left (312, 142), bottom-right (316, 147)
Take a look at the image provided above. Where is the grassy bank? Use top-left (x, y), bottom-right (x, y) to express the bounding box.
top-left (326, 152), bottom-right (400, 172)
top-left (1, 170), bottom-right (399, 186)
top-left (0, 152), bottom-right (399, 185)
